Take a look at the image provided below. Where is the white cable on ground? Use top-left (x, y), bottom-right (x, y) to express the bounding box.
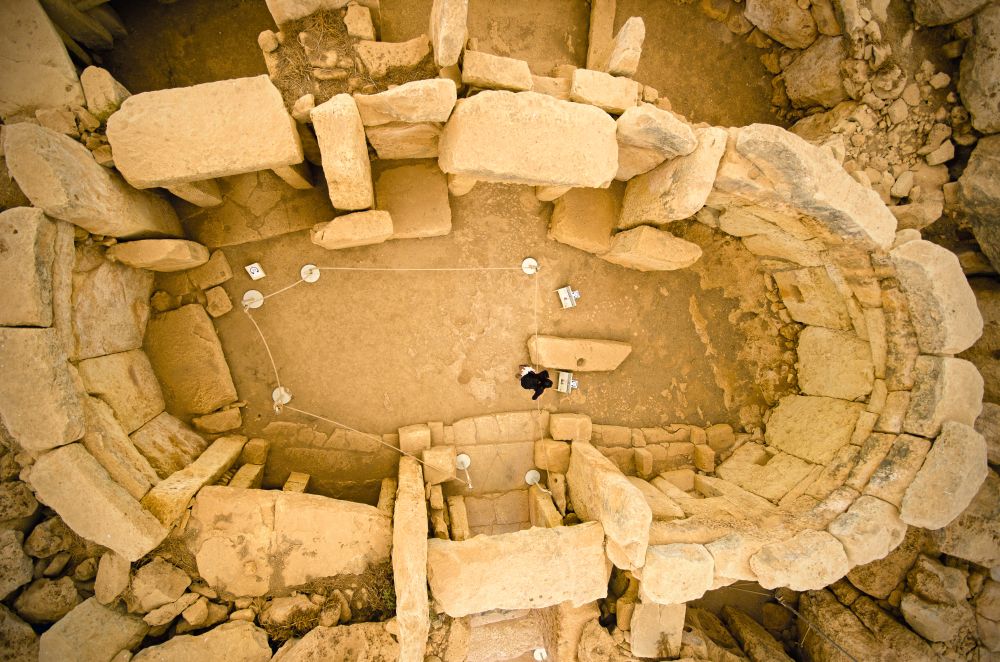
top-left (243, 308), bottom-right (282, 389)
top-left (263, 278), bottom-right (305, 300)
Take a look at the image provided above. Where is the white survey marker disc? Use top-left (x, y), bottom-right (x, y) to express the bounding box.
top-left (456, 453), bottom-right (472, 470)
top-left (242, 290), bottom-right (264, 309)
top-left (524, 469), bottom-right (542, 486)
top-left (272, 386), bottom-right (292, 406)
top-left (521, 257), bottom-right (539, 275)
top-left (300, 264), bottom-right (320, 283)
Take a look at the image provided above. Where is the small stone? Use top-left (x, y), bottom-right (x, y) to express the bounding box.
top-left (95, 551), bottom-right (131, 605)
top-left (343, 4), bottom-right (375, 40)
top-left (129, 558), bottom-right (191, 613)
top-left (14, 577), bottom-right (80, 623)
top-left (204, 286), bottom-right (232, 318)
top-left (257, 30), bottom-right (279, 53)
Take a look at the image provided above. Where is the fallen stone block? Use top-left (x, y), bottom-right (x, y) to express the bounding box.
top-left (131, 621), bottom-right (271, 662)
top-left (204, 287), bottom-right (232, 318)
top-left (890, 239), bottom-right (984, 355)
top-left (343, 3), bottom-right (375, 39)
top-left (426, 521), bottom-right (609, 616)
top-left (765, 394), bottom-right (865, 465)
top-left (744, 0), bottom-right (817, 48)
top-left (528, 335), bottom-right (632, 371)
top-left (570, 68), bottom-right (641, 114)
top-left (903, 356), bottom-right (983, 437)
top-left (106, 75), bottom-right (303, 189)
top-left (602, 226), bottom-right (704, 271)
top-left (129, 412), bottom-right (208, 480)
top-left (928, 469), bottom-right (1000, 567)
top-left (27, 444), bottom-right (167, 561)
top-left (268, 622), bottom-right (399, 662)
top-left (355, 35), bottom-right (431, 77)
top-left (375, 162), bottom-right (451, 239)
top-left (366, 121), bottom-right (441, 160)
top-left (750, 530), bottom-right (849, 590)
top-left (549, 412), bottom-right (593, 442)
top-left (188, 486), bottom-right (391, 597)
top-left (548, 184), bottom-right (621, 255)
top-left (186, 250), bottom-right (232, 291)
top-left (863, 434), bottom-right (931, 507)
top-left (430, 0), bottom-right (468, 67)
top-left (80, 395), bottom-right (159, 500)
top-left (568, 441), bottom-right (651, 570)
top-left (78, 349), bottom-right (165, 433)
top-left (641, 543), bottom-right (714, 603)
top-left (80, 66), bottom-right (130, 120)
top-left (630, 601), bottom-right (683, 658)
top-left (0, 207), bottom-right (57, 327)
top-left (796, 326), bottom-right (874, 400)
top-left (958, 4), bottom-right (1000, 134)
top-left (311, 210), bottom-right (394, 249)
top-left (0, 327), bottom-right (84, 453)
top-left (394, 458), bottom-right (429, 661)
top-left (462, 51), bottom-right (532, 92)
top-left (106, 239), bottom-right (210, 273)
top-left (827, 495), bottom-right (906, 567)
top-left (94, 551), bottom-right (130, 605)
top-left (143, 304), bottom-right (238, 417)
top-left (354, 79), bottom-right (457, 126)
top-left (716, 444), bottom-right (817, 502)
top-left (141, 435), bottom-right (245, 526)
top-left (438, 91), bottom-right (618, 188)
top-left (616, 103), bottom-right (697, 160)
top-left (310, 94), bottom-right (373, 210)
top-left (603, 17), bottom-right (645, 77)
top-left (39, 598), bottom-right (147, 662)
top-left (0, 0), bottom-right (85, 119)
top-left (901, 422), bottom-right (988, 530)
top-left (4, 123), bottom-right (182, 239)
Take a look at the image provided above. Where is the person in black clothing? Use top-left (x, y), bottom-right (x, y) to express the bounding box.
top-left (519, 366), bottom-right (553, 400)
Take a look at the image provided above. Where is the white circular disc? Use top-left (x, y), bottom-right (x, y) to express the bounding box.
top-left (456, 453), bottom-right (472, 470)
top-left (300, 264), bottom-right (321, 283)
top-left (533, 648), bottom-right (548, 661)
top-left (524, 469), bottom-right (542, 486)
top-left (242, 290), bottom-right (264, 309)
top-left (272, 386), bottom-right (292, 405)
top-left (521, 257), bottom-right (539, 275)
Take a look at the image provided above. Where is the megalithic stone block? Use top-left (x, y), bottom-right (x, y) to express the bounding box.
top-left (527, 334), bottom-right (632, 371)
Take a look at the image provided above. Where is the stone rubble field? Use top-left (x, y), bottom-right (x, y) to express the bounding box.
top-left (0, 0), bottom-right (998, 660)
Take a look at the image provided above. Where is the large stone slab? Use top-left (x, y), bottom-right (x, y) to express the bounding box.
top-left (461, 51), bottom-right (532, 92)
top-left (958, 4), bottom-right (1000, 134)
top-left (568, 441), bottom-right (651, 570)
top-left (0, 207), bottom-right (56, 327)
top-left (426, 521), bottom-right (609, 617)
top-left (353, 79), bottom-right (457, 126)
top-left (764, 395), bottom-right (865, 465)
top-left (188, 486), bottom-right (392, 597)
top-left (366, 121), bottom-right (441, 160)
top-left (38, 598), bottom-right (147, 662)
top-left (0, 0), bottom-right (85, 119)
top-left (890, 239), bottom-right (984, 355)
top-left (901, 422), bottom-right (988, 530)
top-left (903, 356), bottom-right (983, 437)
top-left (750, 530), bottom-right (849, 590)
top-left (311, 210), bottom-right (394, 249)
top-left (78, 349), bottom-right (164, 434)
top-left (827, 495), bottom-right (906, 567)
top-left (0, 327), bottom-right (83, 453)
top-left (129, 412), bottom-right (205, 480)
top-left (602, 226), bottom-right (703, 271)
top-left (131, 621), bottom-right (271, 662)
top-left (311, 94), bottom-right (373, 210)
top-left (106, 239), bottom-right (210, 273)
top-left (438, 91), bottom-right (618, 188)
top-left (548, 184), bottom-right (621, 255)
top-left (107, 76), bottom-right (303, 188)
top-left (374, 162), bottom-right (451, 239)
top-left (4, 124), bottom-right (182, 239)
top-left (528, 335), bottom-right (632, 371)
top-left (27, 444), bottom-right (167, 561)
top-left (928, 469), bottom-right (1000, 567)
top-left (143, 304), bottom-right (237, 417)
top-left (430, 0), bottom-right (468, 67)
top-left (772, 266), bottom-right (852, 330)
top-left (80, 396), bottom-right (159, 501)
top-left (141, 436), bottom-right (245, 527)
top-left (393, 458), bottom-right (428, 662)
top-left (796, 326), bottom-right (874, 400)
top-left (744, 0), bottom-right (817, 48)
top-left (640, 543), bottom-right (714, 604)
top-left (569, 68), bottom-right (641, 114)
top-left (783, 36), bottom-right (848, 109)
top-left (616, 104), bottom-right (696, 160)
top-left (863, 434), bottom-right (931, 507)
top-left (619, 127), bottom-right (727, 228)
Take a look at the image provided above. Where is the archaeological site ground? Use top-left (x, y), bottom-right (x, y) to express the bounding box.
top-left (0, 0), bottom-right (999, 659)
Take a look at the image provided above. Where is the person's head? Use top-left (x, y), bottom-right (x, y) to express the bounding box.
top-left (519, 365), bottom-right (533, 377)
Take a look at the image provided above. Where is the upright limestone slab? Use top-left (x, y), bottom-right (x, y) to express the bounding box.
top-left (438, 91), bottom-right (618, 188)
top-left (528, 335), bottom-right (632, 371)
top-left (393, 458), bottom-right (429, 662)
top-left (106, 75), bottom-right (304, 188)
top-left (430, 0), bottom-right (469, 67)
top-left (0, 207), bottom-right (57, 327)
top-left (311, 94), bottom-right (374, 210)
top-left (4, 123), bottom-right (182, 239)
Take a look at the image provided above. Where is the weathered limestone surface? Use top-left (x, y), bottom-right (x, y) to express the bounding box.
top-left (274, 623), bottom-right (400, 662)
top-left (4, 123), bottom-right (182, 238)
top-left (783, 36), bottom-right (848, 109)
top-left (0, 207), bottom-right (56, 327)
top-left (0, 603), bottom-right (38, 660)
top-left (95, 551), bottom-right (130, 605)
top-left (80, 66), bottom-right (130, 120)
top-left (0, 0), bottom-right (85, 119)
top-left (616, 104), bottom-right (697, 160)
top-left (0, 327), bottom-right (84, 453)
top-left (311, 94), bottom-right (374, 210)
top-left (976, 402), bottom-right (1000, 466)
top-left (430, 0), bottom-right (468, 67)
top-left (143, 304), bottom-right (237, 417)
top-left (375, 162), bottom-right (451, 239)
top-left (353, 79), bottom-right (457, 126)
top-left (619, 127), bottom-right (727, 227)
top-left (426, 522), bottom-right (609, 617)
top-left (188, 486), bottom-right (391, 597)
top-left (750, 530), bottom-right (850, 590)
top-left (0, 530), bottom-right (32, 601)
top-left (80, 396), bottom-right (159, 501)
top-left (604, 17), bottom-right (645, 77)
top-left (106, 240), bottom-right (210, 273)
top-left (550, 413), bottom-right (593, 442)
top-left (827, 495), bottom-right (906, 567)
top-left (603, 226), bottom-right (703, 271)
top-left (107, 76), bottom-right (303, 188)
top-left (901, 422), bottom-right (988, 529)
top-left (39, 598), bottom-right (147, 662)
top-left (890, 239), bottom-right (984, 355)
top-left (773, 266), bottom-right (852, 330)
top-left (130, 412), bottom-right (207, 479)
top-left (366, 121), bottom-right (441, 160)
top-left (548, 184), bottom-right (621, 255)
top-left (131, 621), bottom-right (271, 662)
top-left (461, 51), bottom-right (532, 91)
top-left (961, 137), bottom-right (1000, 273)
top-left (846, 526), bottom-right (925, 598)
top-left (393, 458), bottom-right (429, 662)
top-left (765, 395), bottom-right (864, 464)
top-left (355, 35), bottom-right (431, 78)
top-left (641, 544), bottom-right (714, 604)
top-left (528, 335), bottom-right (632, 371)
top-left (744, 0), bottom-right (818, 48)
top-left (27, 444), bottom-right (167, 561)
top-left (716, 444), bottom-right (816, 502)
top-left (714, 124), bottom-right (897, 249)
top-left (630, 602), bottom-right (684, 659)
top-left (568, 441), bottom-right (651, 570)
top-left (141, 436), bottom-right (245, 527)
top-left (958, 4), bottom-right (1000, 133)
top-left (570, 68), bottom-right (641, 114)
top-left (78, 349), bottom-right (165, 433)
top-left (929, 470), bottom-right (1000, 567)
top-left (796, 326), bottom-right (874, 400)
top-left (863, 434), bottom-right (932, 507)
top-left (914, 0), bottom-right (990, 24)
top-left (438, 91), bottom-right (618, 188)
top-left (903, 356), bottom-right (984, 437)
top-left (311, 210), bottom-right (394, 249)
